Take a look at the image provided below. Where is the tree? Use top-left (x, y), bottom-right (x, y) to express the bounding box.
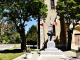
top-left (0, 32), bottom-right (9, 43)
top-left (16, 33), bottom-right (21, 44)
top-left (56, 0), bottom-right (67, 49)
top-left (0, 18), bottom-right (14, 43)
top-left (0, 19), bottom-right (10, 42)
top-left (56, 0), bottom-right (80, 50)
top-left (26, 25), bottom-right (37, 36)
top-left (26, 25), bottom-right (37, 47)
top-left (0, 19), bottom-right (8, 36)
top-left (0, 0), bottom-right (48, 51)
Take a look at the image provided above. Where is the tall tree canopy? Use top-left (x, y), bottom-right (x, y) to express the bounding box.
top-left (0, 0), bottom-right (48, 51)
top-left (26, 25), bottom-right (37, 46)
top-left (27, 25), bottom-right (37, 35)
top-left (56, 0), bottom-right (80, 50)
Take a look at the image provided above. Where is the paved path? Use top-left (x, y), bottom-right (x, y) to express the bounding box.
top-left (0, 44), bottom-right (20, 51)
top-left (13, 51), bottom-right (80, 60)
top-left (13, 52), bottom-right (40, 60)
top-left (63, 51), bottom-right (80, 60)
top-left (39, 56), bottom-right (64, 60)
top-left (0, 44), bottom-right (37, 51)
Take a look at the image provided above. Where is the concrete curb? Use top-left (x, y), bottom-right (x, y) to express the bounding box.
top-left (38, 54), bottom-right (67, 60)
top-left (13, 53), bottom-right (26, 60)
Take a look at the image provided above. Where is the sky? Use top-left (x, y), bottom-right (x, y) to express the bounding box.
top-left (25, 18), bottom-right (37, 34)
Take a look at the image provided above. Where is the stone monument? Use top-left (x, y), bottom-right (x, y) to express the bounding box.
top-left (40, 19), bottom-right (63, 56)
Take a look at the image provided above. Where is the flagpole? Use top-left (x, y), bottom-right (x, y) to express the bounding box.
top-left (42, 17), bottom-right (45, 48)
top-left (43, 25), bottom-right (45, 48)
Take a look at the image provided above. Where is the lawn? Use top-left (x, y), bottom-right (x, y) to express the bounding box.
top-left (0, 47), bottom-right (40, 60)
top-left (69, 49), bottom-right (78, 53)
top-left (0, 49), bottom-right (24, 60)
top-left (31, 50), bottom-right (40, 52)
top-left (69, 49), bottom-right (80, 53)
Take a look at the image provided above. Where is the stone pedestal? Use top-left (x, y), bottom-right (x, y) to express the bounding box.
top-left (40, 42), bottom-right (63, 56)
top-left (47, 41), bottom-right (55, 48)
top-left (41, 48), bottom-right (63, 55)
top-left (40, 33), bottom-right (63, 56)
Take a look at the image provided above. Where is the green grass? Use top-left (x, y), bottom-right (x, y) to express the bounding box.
top-left (0, 49), bottom-right (24, 60)
top-left (69, 50), bottom-right (80, 53)
top-left (0, 52), bottom-right (24, 60)
top-left (0, 48), bottom-right (40, 60)
top-left (13, 46), bottom-right (21, 49)
top-left (31, 50), bottom-right (40, 52)
top-left (69, 50), bottom-right (77, 52)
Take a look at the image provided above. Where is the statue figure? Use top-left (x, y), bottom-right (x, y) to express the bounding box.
top-left (47, 18), bottom-right (53, 41)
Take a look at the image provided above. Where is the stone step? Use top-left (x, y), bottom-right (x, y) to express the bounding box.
top-left (40, 51), bottom-right (63, 55)
top-left (45, 48), bottom-right (58, 51)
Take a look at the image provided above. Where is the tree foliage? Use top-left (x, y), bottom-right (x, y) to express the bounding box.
top-left (56, 0), bottom-right (80, 50)
top-left (0, 32), bottom-right (9, 43)
top-left (26, 25), bottom-right (37, 45)
top-left (0, 18), bottom-right (15, 43)
top-left (0, 0), bottom-right (48, 50)
top-left (0, 19), bottom-right (9, 36)
top-left (8, 32), bottom-right (21, 44)
top-left (0, 31), bottom-right (21, 44)
top-left (56, 0), bottom-right (80, 21)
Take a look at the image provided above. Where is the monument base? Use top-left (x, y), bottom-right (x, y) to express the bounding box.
top-left (40, 48), bottom-right (63, 55)
top-left (40, 20), bottom-right (63, 56)
top-left (47, 41), bottom-right (55, 48)
top-left (40, 41), bottom-right (63, 56)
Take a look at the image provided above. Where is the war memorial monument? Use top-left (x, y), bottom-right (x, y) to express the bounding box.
top-left (40, 19), bottom-right (63, 56)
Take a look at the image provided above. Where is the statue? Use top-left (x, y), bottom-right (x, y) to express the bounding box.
top-left (47, 18), bottom-right (55, 48)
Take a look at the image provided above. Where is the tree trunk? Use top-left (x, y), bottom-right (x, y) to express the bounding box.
top-left (67, 30), bottom-right (72, 50)
top-left (20, 32), bottom-right (26, 51)
top-left (60, 15), bottom-right (66, 48)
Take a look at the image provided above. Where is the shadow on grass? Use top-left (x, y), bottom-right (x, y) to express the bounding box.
top-left (26, 45), bottom-right (37, 49)
top-left (0, 45), bottom-right (38, 53)
top-left (0, 49), bottom-right (22, 53)
top-left (30, 46), bottom-right (37, 49)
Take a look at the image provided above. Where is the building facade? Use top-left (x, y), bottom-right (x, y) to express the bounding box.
top-left (37, 0), bottom-right (80, 50)
top-left (38, 0), bottom-right (62, 49)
